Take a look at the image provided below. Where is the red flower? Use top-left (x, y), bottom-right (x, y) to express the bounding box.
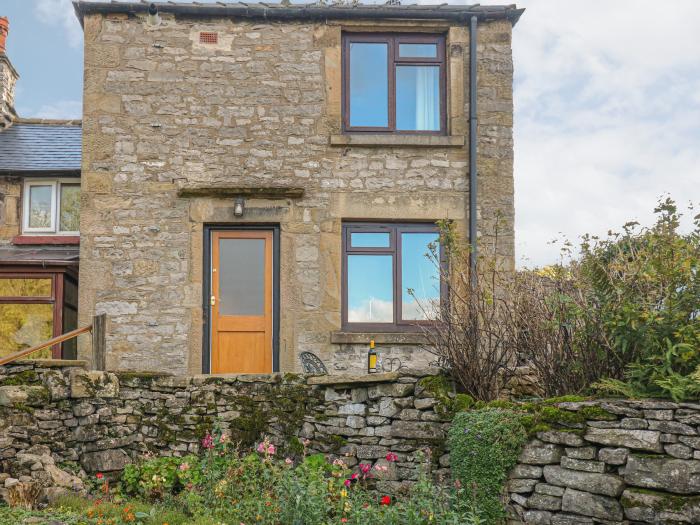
top-left (96, 473), bottom-right (104, 480)
top-left (380, 495), bottom-right (391, 506)
top-left (341, 519), bottom-right (348, 523)
top-left (385, 452), bottom-right (398, 462)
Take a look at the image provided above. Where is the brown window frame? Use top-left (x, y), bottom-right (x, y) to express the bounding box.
top-left (341, 222), bottom-right (445, 332)
top-left (0, 268), bottom-right (77, 358)
top-left (342, 33), bottom-right (447, 135)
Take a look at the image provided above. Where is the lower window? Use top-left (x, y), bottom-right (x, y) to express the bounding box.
top-left (0, 272), bottom-right (78, 359)
top-left (342, 222), bottom-right (442, 331)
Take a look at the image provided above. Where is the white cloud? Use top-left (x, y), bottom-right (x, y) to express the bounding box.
top-left (35, 0), bottom-right (83, 49)
top-left (509, 0), bottom-right (700, 267)
top-left (34, 99), bottom-right (82, 119)
top-left (420, 0), bottom-right (700, 267)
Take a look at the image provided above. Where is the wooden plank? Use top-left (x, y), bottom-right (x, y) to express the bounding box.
top-left (0, 325), bottom-right (92, 366)
top-left (91, 313), bottom-right (106, 371)
top-left (177, 186), bottom-right (305, 199)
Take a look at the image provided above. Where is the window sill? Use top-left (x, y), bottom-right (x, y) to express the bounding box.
top-left (13, 235), bottom-right (80, 245)
top-left (331, 331), bottom-right (428, 346)
top-left (329, 134), bottom-right (465, 148)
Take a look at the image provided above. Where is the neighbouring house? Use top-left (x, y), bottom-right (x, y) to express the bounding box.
top-left (16, 0), bottom-right (517, 377)
top-left (0, 17), bottom-right (82, 361)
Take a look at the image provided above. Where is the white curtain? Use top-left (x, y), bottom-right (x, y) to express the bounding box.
top-left (415, 67), bottom-right (438, 131)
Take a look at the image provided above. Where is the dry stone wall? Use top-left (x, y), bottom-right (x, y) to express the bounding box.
top-left (507, 400), bottom-right (700, 524)
top-left (0, 361), bottom-right (452, 500)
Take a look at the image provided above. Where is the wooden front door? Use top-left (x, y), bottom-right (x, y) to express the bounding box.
top-left (211, 230), bottom-right (273, 374)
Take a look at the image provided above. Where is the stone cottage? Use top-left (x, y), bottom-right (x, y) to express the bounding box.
top-left (70, 1), bottom-right (519, 376)
top-left (0, 17), bottom-right (82, 362)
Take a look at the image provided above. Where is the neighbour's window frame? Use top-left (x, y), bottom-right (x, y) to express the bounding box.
top-left (341, 222), bottom-right (445, 332)
top-left (0, 270), bottom-right (70, 358)
top-left (22, 178), bottom-right (80, 235)
top-left (342, 32), bottom-right (447, 135)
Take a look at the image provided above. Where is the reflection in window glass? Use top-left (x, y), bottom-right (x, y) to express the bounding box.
top-left (28, 185), bottom-right (53, 229)
top-left (351, 232), bottom-right (390, 248)
top-left (396, 65), bottom-right (440, 131)
top-left (349, 42), bottom-right (388, 127)
top-left (399, 43), bottom-right (437, 58)
top-left (348, 255), bottom-right (393, 323)
top-left (219, 239), bottom-right (265, 316)
top-left (0, 304), bottom-right (53, 357)
top-left (0, 278), bottom-right (52, 298)
top-left (59, 183), bottom-right (80, 232)
top-left (401, 233), bottom-right (440, 320)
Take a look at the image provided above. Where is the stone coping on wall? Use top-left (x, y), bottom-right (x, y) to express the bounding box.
top-left (330, 331), bottom-right (428, 345)
top-left (329, 134), bottom-right (466, 148)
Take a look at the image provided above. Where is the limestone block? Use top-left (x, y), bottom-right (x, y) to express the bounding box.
top-left (561, 488), bottom-right (623, 521)
top-left (621, 488), bottom-right (700, 523)
top-left (519, 440), bottom-right (563, 465)
top-left (0, 385), bottom-right (48, 407)
top-left (511, 464), bottom-right (543, 479)
top-left (527, 493), bottom-right (562, 512)
top-left (560, 457), bottom-right (605, 474)
top-left (584, 427), bottom-right (662, 452)
top-left (70, 370), bottom-right (119, 399)
top-left (537, 431), bottom-right (585, 447)
top-left (623, 455), bottom-right (700, 494)
top-left (80, 449), bottom-right (130, 473)
top-left (597, 447), bottom-right (628, 465)
top-left (543, 466), bottom-right (625, 497)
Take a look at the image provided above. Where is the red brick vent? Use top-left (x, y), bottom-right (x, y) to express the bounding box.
top-left (199, 32), bottom-right (218, 44)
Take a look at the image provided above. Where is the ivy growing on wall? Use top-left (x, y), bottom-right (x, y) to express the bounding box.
top-left (448, 409), bottom-right (528, 524)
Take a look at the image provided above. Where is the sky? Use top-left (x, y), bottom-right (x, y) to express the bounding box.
top-left (2, 0), bottom-right (699, 268)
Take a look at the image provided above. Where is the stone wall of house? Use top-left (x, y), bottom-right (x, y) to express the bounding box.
top-left (0, 177), bottom-right (20, 242)
top-left (0, 361), bottom-right (452, 499)
top-left (507, 400), bottom-right (700, 524)
top-left (78, 10), bottom-right (515, 374)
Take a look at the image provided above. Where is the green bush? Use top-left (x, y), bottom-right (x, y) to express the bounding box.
top-left (448, 409), bottom-right (528, 524)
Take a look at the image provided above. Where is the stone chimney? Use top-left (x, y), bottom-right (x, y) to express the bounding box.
top-left (0, 16), bottom-right (19, 128)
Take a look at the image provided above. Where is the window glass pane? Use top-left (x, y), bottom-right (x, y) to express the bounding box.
top-left (396, 65), bottom-right (440, 131)
top-left (0, 303), bottom-right (53, 358)
top-left (351, 232), bottom-right (390, 248)
top-left (59, 183), bottom-right (80, 232)
top-left (64, 278), bottom-right (78, 309)
top-left (0, 278), bottom-right (52, 298)
top-left (28, 185), bottom-right (53, 229)
top-left (218, 238), bottom-right (265, 316)
top-left (399, 43), bottom-right (437, 58)
top-left (62, 305), bottom-right (78, 359)
top-left (348, 255), bottom-right (393, 323)
top-left (349, 42), bottom-right (388, 127)
top-left (401, 232), bottom-right (440, 320)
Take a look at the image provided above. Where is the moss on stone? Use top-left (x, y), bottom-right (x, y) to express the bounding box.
top-left (621, 488), bottom-right (700, 512)
top-left (0, 370), bottom-right (40, 386)
top-left (578, 405), bottom-right (617, 421)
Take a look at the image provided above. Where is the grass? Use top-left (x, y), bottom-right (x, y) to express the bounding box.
top-left (0, 494), bottom-right (210, 525)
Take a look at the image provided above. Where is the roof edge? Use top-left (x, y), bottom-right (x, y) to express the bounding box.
top-left (72, 1), bottom-right (524, 27)
top-left (15, 118), bottom-right (82, 126)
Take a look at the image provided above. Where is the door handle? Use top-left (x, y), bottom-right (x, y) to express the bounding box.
top-left (210, 295), bottom-right (216, 306)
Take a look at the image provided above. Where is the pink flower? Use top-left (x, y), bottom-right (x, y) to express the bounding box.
top-left (96, 472), bottom-right (104, 480)
top-left (267, 444), bottom-right (276, 455)
top-left (385, 452), bottom-right (398, 462)
top-left (359, 463), bottom-right (371, 474)
top-left (178, 462), bottom-right (190, 471)
top-left (201, 432), bottom-right (214, 450)
top-left (373, 465), bottom-right (388, 472)
top-left (351, 473), bottom-right (359, 480)
top-left (285, 457), bottom-right (293, 465)
top-left (344, 479), bottom-right (352, 487)
top-left (257, 441), bottom-right (266, 453)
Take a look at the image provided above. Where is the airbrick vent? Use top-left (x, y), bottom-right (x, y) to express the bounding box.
top-left (199, 32), bottom-right (218, 44)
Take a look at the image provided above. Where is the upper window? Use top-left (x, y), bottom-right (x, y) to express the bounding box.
top-left (342, 223), bottom-right (443, 331)
top-left (22, 179), bottom-right (80, 235)
top-left (343, 33), bottom-right (446, 134)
